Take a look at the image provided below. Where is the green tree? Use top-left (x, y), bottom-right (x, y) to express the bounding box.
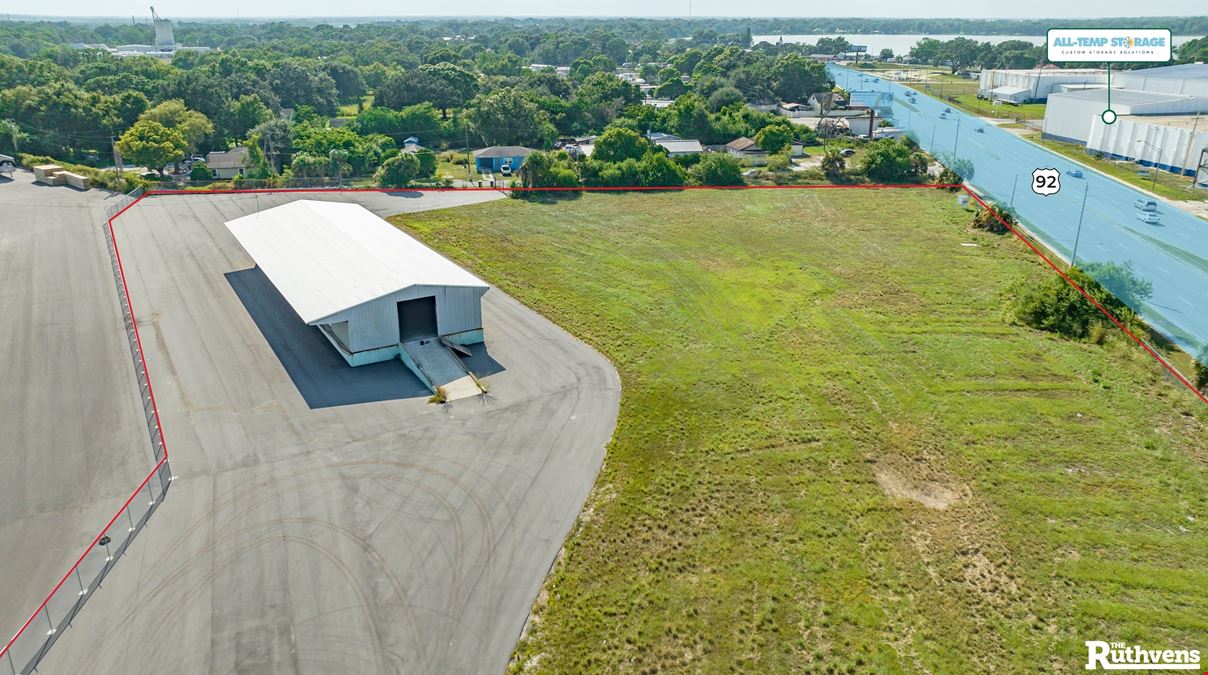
top-left (860, 138), bottom-right (926, 183)
top-left (289, 152), bottom-right (327, 178)
top-left (910, 38), bottom-right (944, 65)
top-left (656, 79), bottom-right (688, 99)
top-left (572, 72), bottom-right (643, 132)
top-left (467, 88), bottom-right (556, 148)
top-left (690, 152), bottom-right (743, 186)
top-left (707, 86), bottom-right (745, 112)
top-left (770, 53), bottom-right (829, 103)
top-left (879, 48), bottom-right (894, 61)
top-left (1081, 261), bottom-right (1153, 309)
top-left (938, 37), bottom-right (988, 74)
top-left (115, 120), bottom-right (186, 175)
top-left (375, 151), bottom-right (420, 187)
top-left (1178, 36), bottom-right (1208, 64)
top-left (140, 99), bottom-right (213, 154)
top-left (0, 118), bottom-right (27, 154)
top-left (225, 94), bottom-right (271, 143)
top-left (328, 148), bottom-right (351, 182)
top-left (593, 126), bottom-right (651, 164)
top-left (754, 123), bottom-right (793, 153)
top-left (378, 63), bottom-right (479, 117)
top-left (189, 162), bottom-right (211, 181)
top-left (414, 148), bottom-right (437, 179)
top-left (638, 151), bottom-right (686, 187)
top-left (518, 150), bottom-right (579, 188)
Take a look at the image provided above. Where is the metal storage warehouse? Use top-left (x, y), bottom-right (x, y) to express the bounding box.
top-left (977, 68), bottom-right (1107, 103)
top-left (1041, 88), bottom-right (1208, 144)
top-left (226, 200), bottom-right (489, 367)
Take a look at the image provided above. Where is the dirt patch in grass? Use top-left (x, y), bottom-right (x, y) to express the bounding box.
top-left (874, 462), bottom-right (964, 510)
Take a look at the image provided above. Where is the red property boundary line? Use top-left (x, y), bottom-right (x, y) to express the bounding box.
top-left (3, 179), bottom-right (1204, 666)
top-left (0, 190), bottom-right (171, 670)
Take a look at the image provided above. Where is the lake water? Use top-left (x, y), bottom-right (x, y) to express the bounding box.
top-left (753, 33), bottom-right (1203, 55)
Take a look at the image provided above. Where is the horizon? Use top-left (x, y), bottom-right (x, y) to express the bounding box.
top-left (2, 0), bottom-right (1206, 21)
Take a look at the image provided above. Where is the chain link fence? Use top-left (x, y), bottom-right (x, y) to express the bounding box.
top-left (1, 188), bottom-right (171, 674)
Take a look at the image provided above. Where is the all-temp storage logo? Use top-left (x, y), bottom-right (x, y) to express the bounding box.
top-left (1048, 29), bottom-right (1172, 62)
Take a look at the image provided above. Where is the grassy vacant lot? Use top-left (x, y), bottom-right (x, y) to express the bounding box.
top-left (1025, 133), bottom-right (1207, 203)
top-left (397, 190), bottom-right (1207, 673)
top-left (903, 76), bottom-right (1046, 121)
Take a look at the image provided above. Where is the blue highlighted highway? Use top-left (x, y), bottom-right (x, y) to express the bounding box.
top-left (829, 64), bottom-right (1208, 359)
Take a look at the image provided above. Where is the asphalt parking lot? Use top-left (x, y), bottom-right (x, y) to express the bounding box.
top-left (8, 183), bottom-right (620, 674)
top-left (0, 171), bottom-right (153, 649)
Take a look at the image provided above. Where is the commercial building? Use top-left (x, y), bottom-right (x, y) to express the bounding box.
top-left (69, 8), bottom-right (210, 59)
top-left (225, 200), bottom-right (488, 367)
top-left (1038, 63), bottom-right (1208, 183)
top-left (1114, 63), bottom-right (1208, 99)
top-left (1087, 114), bottom-right (1207, 177)
top-left (1043, 88), bottom-right (1208, 144)
top-left (977, 68), bottom-right (1108, 102)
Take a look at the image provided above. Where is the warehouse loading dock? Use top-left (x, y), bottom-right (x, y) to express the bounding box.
top-left (226, 200), bottom-right (489, 399)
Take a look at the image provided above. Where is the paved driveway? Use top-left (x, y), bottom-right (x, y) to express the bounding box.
top-left (0, 172), bottom-right (153, 663)
top-left (33, 189), bottom-right (620, 674)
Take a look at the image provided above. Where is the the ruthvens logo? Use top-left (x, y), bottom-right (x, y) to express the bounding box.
top-left (1085, 641), bottom-right (1201, 670)
top-left (1048, 28), bottom-right (1172, 63)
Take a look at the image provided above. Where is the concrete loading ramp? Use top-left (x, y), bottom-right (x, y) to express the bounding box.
top-left (400, 338), bottom-right (484, 400)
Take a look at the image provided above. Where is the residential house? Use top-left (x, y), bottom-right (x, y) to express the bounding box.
top-left (402, 136), bottom-right (423, 153)
top-left (725, 137), bottom-right (768, 165)
top-left (206, 146), bottom-right (251, 179)
top-left (807, 92), bottom-right (837, 114)
top-left (473, 146), bottom-right (534, 174)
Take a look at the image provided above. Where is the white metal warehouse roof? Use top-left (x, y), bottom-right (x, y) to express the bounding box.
top-left (226, 200), bottom-right (487, 325)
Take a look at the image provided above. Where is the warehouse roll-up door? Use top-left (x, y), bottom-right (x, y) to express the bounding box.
top-left (398, 297), bottom-right (438, 342)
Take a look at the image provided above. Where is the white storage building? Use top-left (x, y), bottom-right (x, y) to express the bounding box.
top-left (1087, 114), bottom-right (1208, 177)
top-left (226, 200), bottom-right (488, 367)
top-left (1114, 63), bottom-right (1208, 99)
top-left (977, 68), bottom-right (1108, 103)
top-left (1042, 88), bottom-right (1208, 144)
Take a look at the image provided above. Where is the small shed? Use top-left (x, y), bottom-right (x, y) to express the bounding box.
top-left (226, 200), bottom-right (489, 367)
top-left (654, 138), bottom-right (703, 156)
top-left (989, 85), bottom-right (1031, 104)
top-left (473, 146), bottom-right (534, 173)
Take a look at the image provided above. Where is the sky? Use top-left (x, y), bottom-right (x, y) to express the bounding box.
top-left (3, 0), bottom-right (1206, 20)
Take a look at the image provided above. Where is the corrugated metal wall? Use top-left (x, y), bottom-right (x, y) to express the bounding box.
top-left (318, 285), bottom-right (488, 352)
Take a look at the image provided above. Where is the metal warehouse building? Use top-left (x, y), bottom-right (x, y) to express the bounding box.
top-left (1086, 114), bottom-right (1208, 179)
top-left (977, 68), bottom-right (1108, 103)
top-left (1042, 88), bottom-right (1208, 144)
top-left (226, 200), bottom-right (488, 367)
